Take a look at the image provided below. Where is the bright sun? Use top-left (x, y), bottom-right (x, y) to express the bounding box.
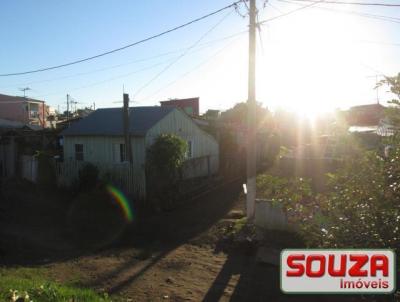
top-left (255, 4), bottom-right (381, 118)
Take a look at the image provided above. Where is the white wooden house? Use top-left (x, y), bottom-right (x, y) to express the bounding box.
top-left (60, 106), bottom-right (219, 199)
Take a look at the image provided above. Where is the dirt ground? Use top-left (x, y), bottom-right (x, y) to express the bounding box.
top-left (1, 179), bottom-right (364, 301)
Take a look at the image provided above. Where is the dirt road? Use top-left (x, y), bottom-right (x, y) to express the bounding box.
top-left (1, 180), bottom-right (357, 301)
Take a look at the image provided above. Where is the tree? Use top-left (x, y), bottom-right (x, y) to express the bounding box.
top-left (220, 101), bottom-right (271, 128)
top-left (377, 72), bottom-right (400, 103)
top-left (146, 134), bottom-right (188, 209)
top-left (377, 72), bottom-right (400, 126)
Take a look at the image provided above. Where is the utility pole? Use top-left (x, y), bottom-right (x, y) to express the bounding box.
top-left (123, 93), bottom-right (133, 163)
top-left (375, 75), bottom-right (380, 104)
top-left (246, 0), bottom-right (257, 219)
top-left (66, 94), bottom-right (70, 125)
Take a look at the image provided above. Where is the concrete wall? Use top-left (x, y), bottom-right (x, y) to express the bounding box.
top-left (254, 199), bottom-right (290, 231)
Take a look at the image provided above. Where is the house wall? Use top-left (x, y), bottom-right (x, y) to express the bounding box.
top-left (62, 135), bottom-right (146, 199)
top-left (0, 101), bottom-right (28, 124)
top-left (0, 100), bottom-right (46, 127)
top-left (61, 109), bottom-right (220, 199)
top-left (146, 109), bottom-right (219, 178)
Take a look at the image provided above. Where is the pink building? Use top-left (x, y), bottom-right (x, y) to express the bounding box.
top-left (160, 97), bottom-right (199, 116)
top-left (0, 94), bottom-right (47, 127)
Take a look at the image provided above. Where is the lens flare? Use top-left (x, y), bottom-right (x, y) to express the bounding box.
top-left (106, 185), bottom-right (133, 222)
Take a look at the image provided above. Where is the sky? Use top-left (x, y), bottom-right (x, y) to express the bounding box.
top-left (0, 0), bottom-right (399, 115)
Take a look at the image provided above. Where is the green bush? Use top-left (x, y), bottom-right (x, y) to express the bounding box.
top-left (146, 134), bottom-right (187, 209)
top-left (257, 138), bottom-right (400, 251)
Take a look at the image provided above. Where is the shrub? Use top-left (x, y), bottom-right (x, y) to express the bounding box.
top-left (258, 138), bottom-right (400, 251)
top-left (146, 134), bottom-right (187, 209)
top-left (78, 163), bottom-right (99, 192)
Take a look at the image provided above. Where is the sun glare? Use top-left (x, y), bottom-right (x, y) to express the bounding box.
top-left (255, 5), bottom-right (381, 118)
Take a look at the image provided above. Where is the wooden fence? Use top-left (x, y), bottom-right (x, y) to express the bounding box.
top-left (55, 160), bottom-right (146, 199)
top-left (20, 155), bottom-right (38, 183)
top-left (55, 155), bottom-right (219, 201)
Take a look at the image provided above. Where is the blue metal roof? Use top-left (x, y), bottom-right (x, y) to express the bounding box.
top-left (61, 106), bottom-right (175, 136)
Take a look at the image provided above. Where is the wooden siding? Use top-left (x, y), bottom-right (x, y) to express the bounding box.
top-left (62, 135), bottom-right (146, 199)
top-left (61, 108), bottom-right (220, 199)
top-left (146, 109), bottom-right (219, 177)
top-left (56, 159), bottom-right (145, 199)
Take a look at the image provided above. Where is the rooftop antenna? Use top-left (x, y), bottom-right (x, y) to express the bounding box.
top-left (19, 87), bottom-right (31, 97)
top-left (367, 74), bottom-right (383, 104)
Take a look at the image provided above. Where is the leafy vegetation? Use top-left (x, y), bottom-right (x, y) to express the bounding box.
top-left (258, 137), bottom-right (400, 250)
top-left (146, 134), bottom-right (188, 209)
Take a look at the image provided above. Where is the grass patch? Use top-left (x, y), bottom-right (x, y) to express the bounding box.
top-left (0, 268), bottom-right (112, 302)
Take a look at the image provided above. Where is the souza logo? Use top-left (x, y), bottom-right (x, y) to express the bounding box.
top-left (281, 249), bottom-right (396, 294)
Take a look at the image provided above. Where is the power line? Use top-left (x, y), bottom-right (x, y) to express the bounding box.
top-left (288, 0), bottom-right (400, 6)
top-left (26, 31), bottom-right (247, 100)
top-left (0, 0), bottom-right (247, 77)
top-left (29, 31), bottom-right (242, 99)
top-left (258, 0), bottom-right (324, 24)
top-left (33, 59), bottom-right (178, 99)
top-left (140, 33), bottom-right (245, 103)
top-left (277, 0), bottom-right (400, 23)
top-left (0, 30), bottom-right (246, 89)
top-left (133, 9), bottom-right (234, 98)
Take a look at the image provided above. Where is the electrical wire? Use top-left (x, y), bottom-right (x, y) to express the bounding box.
top-left (0, 30), bottom-right (246, 89)
top-left (288, 0), bottom-right (400, 6)
top-left (277, 0), bottom-right (400, 23)
top-left (32, 58), bottom-right (178, 99)
top-left (258, 0), bottom-right (324, 24)
top-left (133, 9), bottom-right (234, 98)
top-left (139, 33), bottom-right (246, 103)
top-left (29, 27), bottom-right (246, 100)
top-left (0, 1), bottom-right (247, 77)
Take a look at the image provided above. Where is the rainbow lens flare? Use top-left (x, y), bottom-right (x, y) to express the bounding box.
top-left (106, 185), bottom-right (133, 222)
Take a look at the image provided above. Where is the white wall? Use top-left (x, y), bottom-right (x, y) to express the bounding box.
top-left (146, 109), bottom-right (219, 178)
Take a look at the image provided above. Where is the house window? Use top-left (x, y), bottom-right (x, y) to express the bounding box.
top-left (187, 141), bottom-right (193, 158)
top-left (113, 143), bottom-right (126, 163)
top-left (75, 144), bottom-right (84, 161)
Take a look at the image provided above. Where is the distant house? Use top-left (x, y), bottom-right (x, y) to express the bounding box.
top-left (60, 106), bottom-right (219, 199)
top-left (347, 103), bottom-right (384, 128)
top-left (160, 97), bottom-right (199, 116)
top-left (0, 118), bottom-right (42, 179)
top-left (0, 94), bottom-right (47, 128)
